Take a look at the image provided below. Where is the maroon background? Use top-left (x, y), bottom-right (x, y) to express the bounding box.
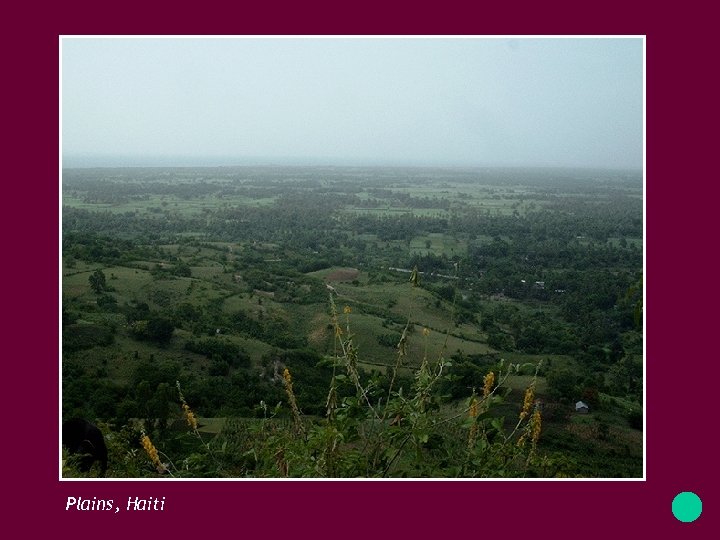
top-left (6, 0), bottom-right (717, 537)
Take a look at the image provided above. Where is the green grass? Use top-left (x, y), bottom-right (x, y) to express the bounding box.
top-left (503, 374), bottom-right (548, 394)
top-left (409, 233), bottom-right (467, 257)
top-left (64, 248), bottom-right (497, 387)
top-left (63, 193), bottom-right (278, 216)
top-left (340, 207), bottom-right (452, 217)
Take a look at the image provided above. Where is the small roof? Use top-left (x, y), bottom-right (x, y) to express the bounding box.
top-left (575, 401), bottom-right (589, 409)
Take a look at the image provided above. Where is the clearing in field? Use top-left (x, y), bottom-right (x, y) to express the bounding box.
top-left (324, 268), bottom-right (360, 282)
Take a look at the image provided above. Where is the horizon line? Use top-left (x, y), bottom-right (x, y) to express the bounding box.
top-left (61, 155), bottom-right (642, 172)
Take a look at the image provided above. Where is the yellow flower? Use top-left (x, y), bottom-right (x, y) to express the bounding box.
top-left (531, 409), bottom-right (542, 443)
top-left (483, 371), bottom-right (495, 398)
top-left (140, 433), bottom-right (165, 472)
top-left (521, 385), bottom-right (535, 419)
top-left (182, 403), bottom-right (198, 430)
top-left (468, 396), bottom-right (479, 418)
top-left (422, 327), bottom-right (430, 337)
top-left (409, 266), bottom-right (420, 287)
top-left (343, 305), bottom-right (352, 314)
top-left (282, 367), bottom-right (305, 436)
top-left (177, 381), bottom-right (198, 431)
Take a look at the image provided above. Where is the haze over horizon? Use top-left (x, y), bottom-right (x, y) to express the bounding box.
top-left (62, 37), bottom-right (643, 170)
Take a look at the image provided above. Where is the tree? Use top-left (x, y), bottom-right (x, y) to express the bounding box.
top-left (546, 366), bottom-right (580, 402)
top-left (145, 316), bottom-right (176, 345)
top-left (88, 269), bottom-right (107, 294)
top-left (129, 316), bottom-right (176, 345)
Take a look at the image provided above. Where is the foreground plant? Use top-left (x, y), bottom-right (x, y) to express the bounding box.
top-left (152, 282), bottom-right (548, 478)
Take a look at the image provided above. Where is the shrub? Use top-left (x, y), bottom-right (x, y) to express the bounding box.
top-left (627, 409), bottom-right (643, 431)
top-left (63, 323), bottom-right (115, 352)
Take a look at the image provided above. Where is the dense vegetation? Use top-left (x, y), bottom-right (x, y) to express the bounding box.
top-left (61, 166), bottom-right (643, 478)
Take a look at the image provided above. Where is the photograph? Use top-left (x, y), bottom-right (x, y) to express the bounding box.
top-left (60, 36), bottom-right (644, 479)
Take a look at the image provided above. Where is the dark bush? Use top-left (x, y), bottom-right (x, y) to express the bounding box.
top-left (63, 323), bottom-right (115, 352)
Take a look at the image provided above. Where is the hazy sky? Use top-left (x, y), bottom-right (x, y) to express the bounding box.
top-left (62, 37), bottom-right (643, 169)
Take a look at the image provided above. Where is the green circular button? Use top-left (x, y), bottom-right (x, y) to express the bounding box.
top-left (672, 492), bottom-right (702, 522)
